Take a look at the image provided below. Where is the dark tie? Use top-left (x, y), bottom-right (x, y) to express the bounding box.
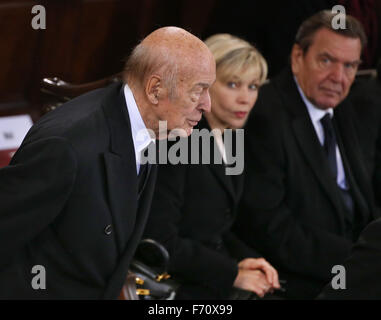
top-left (320, 113), bottom-right (355, 238)
top-left (137, 142), bottom-right (154, 198)
top-left (320, 113), bottom-right (338, 180)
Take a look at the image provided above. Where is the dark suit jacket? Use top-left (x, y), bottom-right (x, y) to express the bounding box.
top-left (318, 216), bottom-right (381, 299)
top-left (234, 68), bottom-right (379, 299)
top-left (349, 77), bottom-right (381, 207)
top-left (143, 118), bottom-right (261, 299)
top-left (375, 122), bottom-right (381, 207)
top-left (0, 82), bottom-right (157, 299)
top-left (316, 78), bottom-right (381, 300)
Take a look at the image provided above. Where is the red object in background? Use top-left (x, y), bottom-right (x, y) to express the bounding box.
top-left (0, 114), bottom-right (33, 168)
top-left (0, 148), bottom-right (16, 168)
top-left (338, 0), bottom-right (379, 69)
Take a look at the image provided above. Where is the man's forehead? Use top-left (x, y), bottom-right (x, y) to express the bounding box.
top-left (313, 46), bottom-right (361, 65)
top-left (180, 63), bottom-right (216, 88)
top-left (192, 73), bottom-right (216, 88)
top-left (310, 28), bottom-right (362, 57)
top-left (317, 51), bottom-right (362, 65)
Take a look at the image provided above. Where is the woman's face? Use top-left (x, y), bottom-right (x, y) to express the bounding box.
top-left (207, 72), bottom-right (260, 130)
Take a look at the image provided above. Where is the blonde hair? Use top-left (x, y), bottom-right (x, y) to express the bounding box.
top-left (204, 33), bottom-right (267, 85)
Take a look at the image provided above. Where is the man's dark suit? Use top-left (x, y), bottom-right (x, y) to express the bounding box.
top-left (318, 216), bottom-right (381, 299)
top-left (233, 68), bottom-right (379, 299)
top-left (349, 77), bottom-right (381, 207)
top-left (143, 118), bottom-right (261, 299)
top-left (0, 82), bottom-right (157, 299)
top-left (316, 77), bottom-right (381, 300)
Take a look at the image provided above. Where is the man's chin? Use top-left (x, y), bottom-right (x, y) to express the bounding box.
top-left (315, 97), bottom-right (341, 110)
top-left (167, 127), bottom-right (192, 139)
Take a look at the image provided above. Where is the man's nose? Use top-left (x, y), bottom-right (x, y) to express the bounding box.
top-left (330, 63), bottom-right (345, 83)
top-left (199, 92), bottom-right (211, 113)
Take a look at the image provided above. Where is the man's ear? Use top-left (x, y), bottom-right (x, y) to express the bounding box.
top-left (291, 43), bottom-right (303, 75)
top-left (146, 75), bottom-right (162, 104)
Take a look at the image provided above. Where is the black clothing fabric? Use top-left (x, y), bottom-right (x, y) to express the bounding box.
top-left (234, 68), bottom-right (379, 299)
top-left (0, 82), bottom-right (157, 299)
top-left (143, 118), bottom-right (261, 299)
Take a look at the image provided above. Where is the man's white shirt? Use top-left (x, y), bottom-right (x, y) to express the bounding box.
top-left (294, 77), bottom-right (348, 189)
top-left (124, 84), bottom-right (155, 174)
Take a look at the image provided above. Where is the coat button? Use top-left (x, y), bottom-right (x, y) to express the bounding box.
top-left (104, 225), bottom-right (112, 235)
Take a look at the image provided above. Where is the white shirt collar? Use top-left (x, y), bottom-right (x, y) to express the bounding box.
top-left (293, 76), bottom-right (348, 189)
top-left (212, 129), bottom-right (227, 164)
top-left (294, 76), bottom-right (333, 122)
top-left (123, 84), bottom-right (155, 169)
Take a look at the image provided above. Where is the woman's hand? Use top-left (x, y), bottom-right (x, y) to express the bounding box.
top-left (233, 268), bottom-right (272, 297)
top-left (233, 258), bottom-right (281, 296)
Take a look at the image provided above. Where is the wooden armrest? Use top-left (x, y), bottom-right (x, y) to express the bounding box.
top-left (40, 72), bottom-right (122, 114)
top-left (41, 72), bottom-right (123, 100)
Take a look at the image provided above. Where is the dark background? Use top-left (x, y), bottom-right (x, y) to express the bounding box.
top-left (1, 0), bottom-right (380, 122)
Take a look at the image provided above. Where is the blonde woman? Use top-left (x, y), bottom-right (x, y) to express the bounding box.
top-left (143, 34), bottom-right (280, 299)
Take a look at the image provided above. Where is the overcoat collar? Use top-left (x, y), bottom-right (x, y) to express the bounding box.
top-left (100, 82), bottom-right (158, 298)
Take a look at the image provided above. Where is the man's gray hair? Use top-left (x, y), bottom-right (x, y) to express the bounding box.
top-left (123, 42), bottom-right (178, 99)
top-left (295, 10), bottom-right (367, 53)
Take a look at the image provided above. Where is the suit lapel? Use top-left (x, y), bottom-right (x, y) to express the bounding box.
top-left (100, 83), bottom-right (160, 299)
top-left (334, 103), bottom-right (372, 223)
top-left (232, 170), bottom-right (245, 201)
top-left (197, 118), bottom-right (237, 201)
top-left (103, 164), bottom-right (157, 299)
top-left (101, 83), bottom-right (138, 254)
top-left (292, 118), bottom-right (345, 215)
top-left (209, 162), bottom-right (236, 201)
top-left (277, 69), bottom-right (345, 216)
